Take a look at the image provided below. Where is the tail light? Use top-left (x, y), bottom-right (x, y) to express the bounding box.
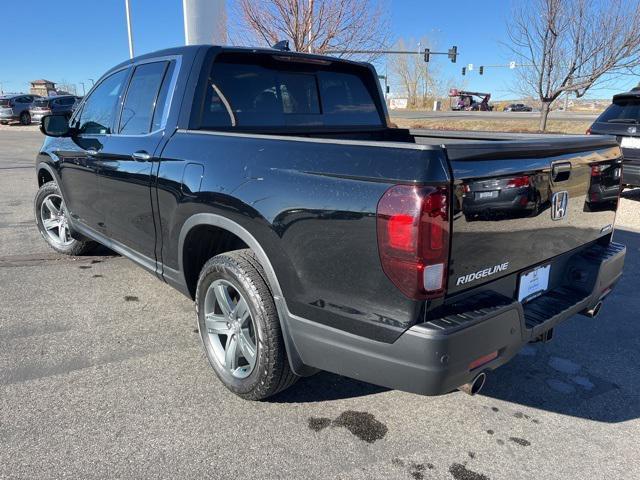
top-left (586, 127), bottom-right (592, 135)
top-left (377, 185), bottom-right (450, 299)
top-left (591, 164), bottom-right (604, 177)
top-left (506, 175), bottom-right (530, 188)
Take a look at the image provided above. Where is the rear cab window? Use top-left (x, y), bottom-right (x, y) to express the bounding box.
top-left (198, 51), bottom-right (383, 131)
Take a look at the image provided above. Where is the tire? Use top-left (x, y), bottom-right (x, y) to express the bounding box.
top-left (0, 121), bottom-right (8, 125)
top-left (195, 249), bottom-right (298, 400)
top-left (19, 111), bottom-right (31, 125)
top-left (34, 181), bottom-right (96, 255)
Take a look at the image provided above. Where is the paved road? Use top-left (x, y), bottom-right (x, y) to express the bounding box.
top-left (1, 130), bottom-right (639, 480)
top-left (391, 110), bottom-right (599, 122)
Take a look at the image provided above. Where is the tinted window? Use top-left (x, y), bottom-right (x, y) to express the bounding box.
top-left (119, 62), bottom-right (167, 135)
top-left (0, 99), bottom-right (10, 107)
top-left (33, 99), bottom-right (49, 108)
top-left (77, 69), bottom-right (128, 134)
top-left (596, 98), bottom-right (640, 123)
top-left (58, 97), bottom-right (75, 106)
top-left (151, 62), bottom-right (175, 132)
top-left (201, 55), bottom-right (381, 129)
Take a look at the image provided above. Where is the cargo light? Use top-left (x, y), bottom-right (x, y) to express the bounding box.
top-left (376, 185), bottom-right (450, 299)
top-left (469, 350), bottom-right (498, 371)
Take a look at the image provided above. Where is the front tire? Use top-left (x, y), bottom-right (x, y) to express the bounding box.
top-left (34, 182), bottom-right (96, 255)
top-left (195, 249), bottom-right (298, 400)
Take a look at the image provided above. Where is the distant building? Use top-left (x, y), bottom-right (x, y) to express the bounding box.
top-left (30, 79), bottom-right (56, 97)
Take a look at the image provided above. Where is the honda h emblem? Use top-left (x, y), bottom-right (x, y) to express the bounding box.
top-left (551, 191), bottom-right (568, 220)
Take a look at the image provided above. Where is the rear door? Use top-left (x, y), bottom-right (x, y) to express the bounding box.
top-left (445, 137), bottom-right (622, 296)
top-left (95, 59), bottom-right (175, 265)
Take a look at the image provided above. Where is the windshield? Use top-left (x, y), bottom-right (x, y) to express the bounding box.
top-left (596, 98), bottom-right (640, 124)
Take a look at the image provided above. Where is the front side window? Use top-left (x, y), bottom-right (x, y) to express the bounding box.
top-left (77, 69), bottom-right (128, 134)
top-left (119, 62), bottom-right (168, 135)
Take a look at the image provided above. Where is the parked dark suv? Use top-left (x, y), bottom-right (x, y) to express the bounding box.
top-left (589, 87), bottom-right (640, 187)
top-left (504, 103), bottom-right (533, 112)
top-left (30, 95), bottom-right (79, 123)
top-left (0, 94), bottom-right (40, 125)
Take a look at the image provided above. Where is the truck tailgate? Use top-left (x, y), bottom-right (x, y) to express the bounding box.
top-left (444, 136), bottom-right (622, 296)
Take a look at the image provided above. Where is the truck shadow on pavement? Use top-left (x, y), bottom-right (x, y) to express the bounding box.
top-left (273, 229), bottom-right (640, 423)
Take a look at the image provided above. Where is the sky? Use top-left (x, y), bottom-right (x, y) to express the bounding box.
top-left (1, 0), bottom-right (637, 100)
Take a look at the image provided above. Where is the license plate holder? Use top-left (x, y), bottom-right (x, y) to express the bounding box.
top-left (476, 190), bottom-right (499, 200)
top-left (518, 264), bottom-right (551, 303)
top-left (621, 136), bottom-right (640, 149)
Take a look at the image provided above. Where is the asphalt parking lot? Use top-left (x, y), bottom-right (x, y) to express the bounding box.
top-left (1, 128), bottom-right (639, 480)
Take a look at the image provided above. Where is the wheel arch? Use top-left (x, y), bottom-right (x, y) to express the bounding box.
top-left (177, 213), bottom-right (313, 376)
top-left (37, 161), bottom-right (58, 187)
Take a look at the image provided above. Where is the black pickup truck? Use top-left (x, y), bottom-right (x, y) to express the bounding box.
top-left (35, 45), bottom-right (626, 400)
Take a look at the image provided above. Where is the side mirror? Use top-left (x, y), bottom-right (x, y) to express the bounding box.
top-left (40, 114), bottom-right (73, 137)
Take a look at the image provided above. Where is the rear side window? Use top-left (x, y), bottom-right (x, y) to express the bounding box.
top-left (33, 99), bottom-right (49, 108)
top-left (201, 54), bottom-right (381, 129)
top-left (119, 61), bottom-right (168, 135)
top-left (58, 97), bottom-right (75, 106)
top-left (0, 99), bottom-right (10, 107)
top-left (596, 99), bottom-right (640, 123)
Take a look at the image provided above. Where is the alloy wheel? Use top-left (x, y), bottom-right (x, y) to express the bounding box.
top-left (40, 193), bottom-right (74, 247)
top-left (203, 279), bottom-right (258, 379)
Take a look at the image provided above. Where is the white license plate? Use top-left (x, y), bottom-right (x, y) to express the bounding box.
top-left (621, 136), bottom-right (640, 149)
top-left (476, 191), bottom-right (499, 199)
top-left (518, 264), bottom-right (550, 303)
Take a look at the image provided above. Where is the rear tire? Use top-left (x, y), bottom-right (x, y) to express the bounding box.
top-left (195, 249), bottom-right (298, 400)
top-left (19, 111), bottom-right (30, 125)
top-left (34, 181), bottom-right (96, 255)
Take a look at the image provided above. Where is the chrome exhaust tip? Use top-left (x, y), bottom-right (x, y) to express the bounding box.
top-left (459, 372), bottom-right (487, 396)
top-left (581, 301), bottom-right (603, 318)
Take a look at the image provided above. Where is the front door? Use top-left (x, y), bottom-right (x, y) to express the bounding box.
top-left (55, 68), bottom-right (129, 233)
top-left (96, 60), bottom-right (174, 265)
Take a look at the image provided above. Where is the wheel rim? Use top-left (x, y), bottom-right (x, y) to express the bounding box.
top-left (203, 279), bottom-right (258, 379)
top-left (40, 193), bottom-right (74, 247)
top-left (21, 112), bottom-right (29, 124)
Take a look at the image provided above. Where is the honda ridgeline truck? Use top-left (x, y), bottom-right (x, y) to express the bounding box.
top-left (34, 45), bottom-right (626, 399)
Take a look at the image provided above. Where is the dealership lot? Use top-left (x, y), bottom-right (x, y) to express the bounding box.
top-left (1, 129), bottom-right (639, 479)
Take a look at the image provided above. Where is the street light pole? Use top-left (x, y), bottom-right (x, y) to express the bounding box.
top-left (80, 82), bottom-right (86, 95)
top-left (88, 78), bottom-right (95, 86)
top-left (125, 0), bottom-right (135, 59)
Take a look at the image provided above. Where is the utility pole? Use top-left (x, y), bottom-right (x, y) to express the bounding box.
top-left (88, 78), bottom-right (95, 86)
top-left (80, 82), bottom-right (86, 95)
top-left (125, 0), bottom-right (135, 59)
top-left (308, 0), bottom-right (314, 53)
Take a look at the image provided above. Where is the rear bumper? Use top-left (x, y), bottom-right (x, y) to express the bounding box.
top-left (283, 241), bottom-right (625, 395)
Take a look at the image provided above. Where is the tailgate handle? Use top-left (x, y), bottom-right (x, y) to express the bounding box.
top-left (552, 162), bottom-right (572, 182)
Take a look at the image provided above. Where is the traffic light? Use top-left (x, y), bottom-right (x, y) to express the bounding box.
top-left (448, 45), bottom-right (458, 63)
top-left (479, 66), bottom-right (484, 75)
top-left (424, 48), bottom-right (430, 62)
top-left (462, 67), bottom-right (466, 76)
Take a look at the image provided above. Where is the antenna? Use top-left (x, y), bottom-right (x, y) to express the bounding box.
top-left (272, 40), bottom-right (291, 52)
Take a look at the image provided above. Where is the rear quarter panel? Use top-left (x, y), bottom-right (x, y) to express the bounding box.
top-left (157, 130), bottom-right (450, 341)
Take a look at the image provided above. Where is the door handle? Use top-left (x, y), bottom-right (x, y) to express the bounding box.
top-left (132, 151), bottom-right (152, 162)
top-left (552, 162), bottom-right (572, 182)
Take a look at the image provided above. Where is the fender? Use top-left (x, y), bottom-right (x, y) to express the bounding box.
top-left (176, 213), bottom-right (316, 376)
top-left (36, 160), bottom-right (60, 185)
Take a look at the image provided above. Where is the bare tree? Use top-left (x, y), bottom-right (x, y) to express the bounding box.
top-left (235, 0), bottom-right (389, 59)
top-left (507, 0), bottom-right (640, 131)
top-left (388, 38), bottom-right (439, 108)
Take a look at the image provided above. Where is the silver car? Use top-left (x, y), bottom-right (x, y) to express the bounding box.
top-left (0, 94), bottom-right (40, 125)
